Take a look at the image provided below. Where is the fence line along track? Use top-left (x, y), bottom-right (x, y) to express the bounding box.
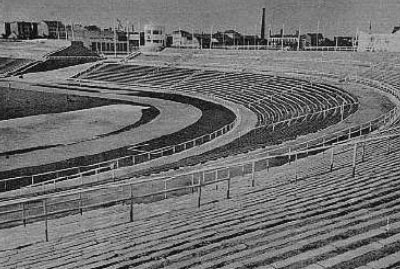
top-left (0, 125), bottom-right (399, 242)
top-left (0, 112), bottom-right (237, 192)
top-left (1, 65), bottom-right (397, 194)
top-left (0, 67), bottom-right (353, 191)
top-left (0, 63), bottom-right (400, 242)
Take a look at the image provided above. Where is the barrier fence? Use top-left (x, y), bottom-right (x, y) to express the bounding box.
top-left (0, 61), bottom-right (400, 243)
top-left (4, 106), bottom-right (393, 201)
top-left (0, 130), bottom-right (399, 242)
top-left (0, 99), bottom-right (364, 195)
top-left (0, 118), bottom-right (237, 192)
top-left (2, 66), bottom-right (399, 194)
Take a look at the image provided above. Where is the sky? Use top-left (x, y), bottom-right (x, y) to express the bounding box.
top-left (1, 0), bottom-right (400, 37)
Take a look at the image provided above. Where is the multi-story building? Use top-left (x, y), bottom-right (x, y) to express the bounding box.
top-left (5, 21), bottom-right (38, 39)
top-left (37, 21), bottom-right (66, 39)
top-left (143, 24), bottom-right (166, 51)
top-left (357, 30), bottom-right (400, 52)
top-left (334, 36), bottom-right (354, 47)
top-left (171, 30), bottom-right (200, 48)
top-left (304, 33), bottom-right (324, 47)
top-left (0, 24), bottom-right (5, 38)
top-left (267, 29), bottom-right (300, 50)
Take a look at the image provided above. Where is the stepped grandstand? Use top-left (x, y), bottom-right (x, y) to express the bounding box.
top-left (0, 40), bottom-right (102, 77)
top-left (1, 48), bottom-right (400, 269)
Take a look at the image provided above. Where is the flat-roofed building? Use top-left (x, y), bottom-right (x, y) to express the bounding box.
top-left (143, 24), bottom-right (166, 51)
top-left (268, 29), bottom-right (300, 50)
top-left (5, 21), bottom-right (38, 40)
top-left (38, 21), bottom-right (66, 39)
top-left (171, 30), bottom-right (200, 48)
top-left (358, 30), bottom-right (400, 52)
top-left (0, 23), bottom-right (5, 38)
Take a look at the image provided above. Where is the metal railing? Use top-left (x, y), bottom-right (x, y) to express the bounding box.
top-left (1, 60), bottom-right (400, 244)
top-left (0, 118), bottom-right (237, 192)
top-left (2, 98), bottom-right (359, 195)
top-left (2, 64), bottom-right (398, 194)
top-left (0, 128), bottom-right (399, 242)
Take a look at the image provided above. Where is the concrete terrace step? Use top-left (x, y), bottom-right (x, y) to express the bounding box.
top-left (1, 70), bottom-right (400, 268)
top-left (2, 168), bottom-right (400, 268)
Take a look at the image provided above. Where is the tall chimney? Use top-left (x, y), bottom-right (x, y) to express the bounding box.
top-left (261, 8), bottom-right (266, 40)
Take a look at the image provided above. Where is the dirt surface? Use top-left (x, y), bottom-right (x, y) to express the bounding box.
top-left (0, 85), bottom-right (125, 121)
top-left (0, 82), bottom-right (203, 173)
top-left (0, 105), bottom-right (145, 154)
top-left (0, 54), bottom-right (395, 187)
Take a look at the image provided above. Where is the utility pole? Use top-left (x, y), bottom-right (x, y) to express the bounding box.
top-left (56, 20), bottom-right (60, 40)
top-left (114, 19), bottom-right (117, 58)
top-left (210, 25), bottom-right (213, 50)
top-left (316, 20), bottom-right (320, 50)
top-left (281, 24), bottom-right (285, 51)
top-left (126, 20), bottom-right (130, 55)
top-left (192, 27), bottom-right (194, 49)
top-left (297, 26), bottom-right (301, 51)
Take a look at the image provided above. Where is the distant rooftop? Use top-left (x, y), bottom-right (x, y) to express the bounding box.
top-left (392, 26), bottom-right (400, 34)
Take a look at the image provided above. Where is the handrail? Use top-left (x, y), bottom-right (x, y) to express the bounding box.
top-left (1, 64), bottom-right (396, 192)
top-left (1, 125), bottom-right (398, 209)
top-left (0, 113), bottom-right (238, 191)
top-left (0, 121), bottom-right (399, 233)
top-left (0, 63), bottom-right (400, 240)
top-left (2, 60), bottom-right (399, 189)
top-left (3, 94), bottom-right (392, 196)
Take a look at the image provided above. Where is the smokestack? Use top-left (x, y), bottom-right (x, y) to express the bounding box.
top-left (261, 8), bottom-right (266, 40)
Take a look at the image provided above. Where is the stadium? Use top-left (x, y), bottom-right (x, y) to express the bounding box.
top-left (2, 7), bottom-right (400, 269)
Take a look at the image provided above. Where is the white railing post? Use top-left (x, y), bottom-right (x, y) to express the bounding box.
top-left (251, 161), bottom-right (256, 187)
top-left (341, 103), bottom-right (345, 122)
top-left (352, 143), bottom-right (358, 177)
top-left (361, 143), bottom-right (365, 163)
top-left (43, 199), bottom-right (49, 242)
top-left (164, 179), bottom-right (167, 199)
top-left (330, 146), bottom-right (335, 172)
top-left (191, 174), bottom-right (195, 193)
top-left (295, 153), bottom-right (298, 182)
top-left (212, 169), bottom-right (218, 190)
top-left (198, 172), bottom-right (203, 208)
top-left (226, 169), bottom-right (231, 199)
top-left (79, 192), bottom-right (83, 215)
top-left (129, 184), bottom-right (134, 222)
top-left (22, 202), bottom-right (26, 227)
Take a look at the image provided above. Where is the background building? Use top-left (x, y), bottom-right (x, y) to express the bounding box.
top-left (0, 24), bottom-right (5, 38)
top-left (171, 30), bottom-right (200, 48)
top-left (37, 21), bottom-right (66, 39)
top-left (304, 33), bottom-right (324, 47)
top-left (334, 36), bottom-right (354, 47)
top-left (358, 30), bottom-right (400, 52)
top-left (267, 29), bottom-right (300, 50)
top-left (5, 21), bottom-right (38, 40)
top-left (143, 24), bottom-right (166, 51)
